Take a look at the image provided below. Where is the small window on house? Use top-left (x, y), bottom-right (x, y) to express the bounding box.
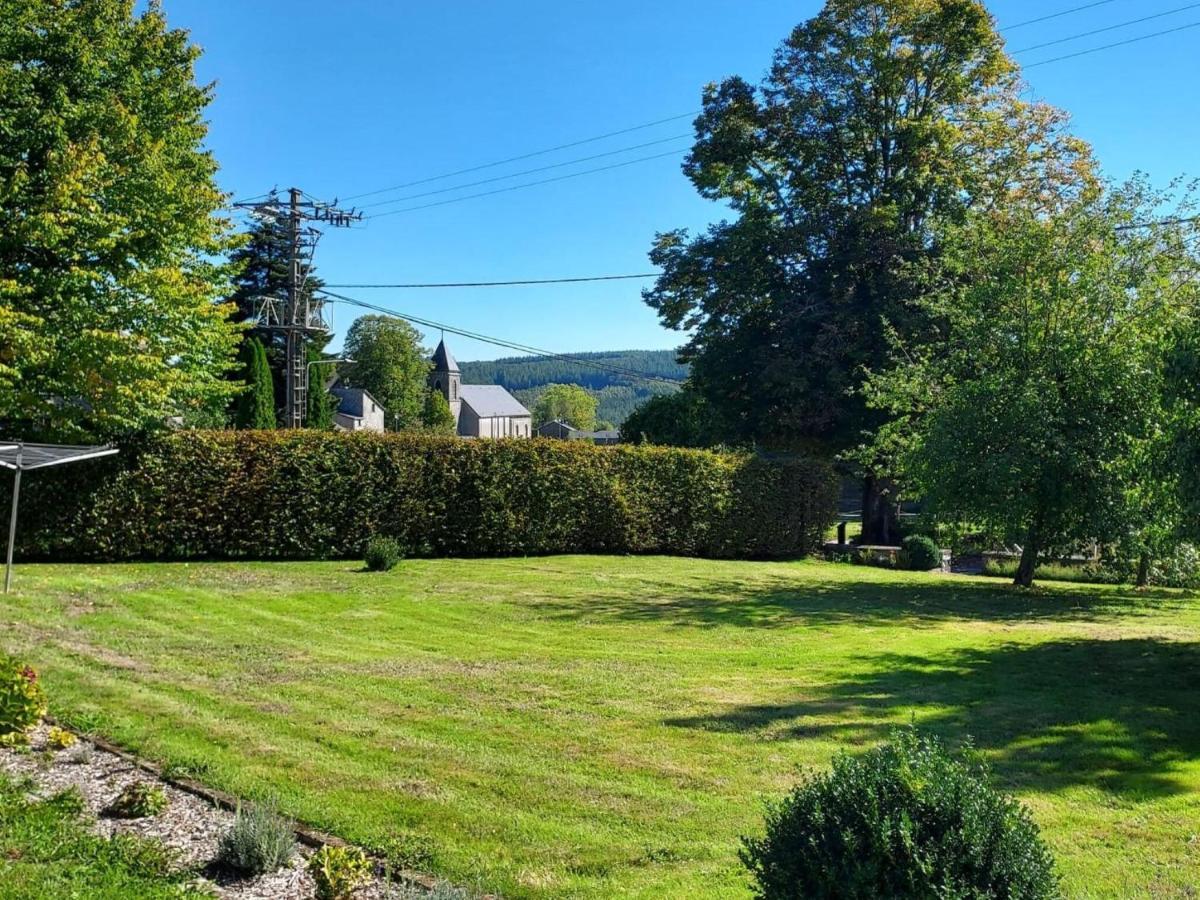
top-left (451, 381), bottom-right (456, 401)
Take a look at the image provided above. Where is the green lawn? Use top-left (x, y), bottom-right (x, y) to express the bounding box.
top-left (4, 557), bottom-right (1199, 898)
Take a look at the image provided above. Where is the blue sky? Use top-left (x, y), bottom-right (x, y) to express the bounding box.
top-left (166, 0), bottom-right (1200, 361)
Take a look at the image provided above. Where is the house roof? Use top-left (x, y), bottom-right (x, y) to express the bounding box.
top-left (331, 387), bottom-right (382, 419)
top-left (459, 384), bottom-right (530, 418)
top-left (431, 339), bottom-right (459, 373)
top-left (537, 420), bottom-right (578, 436)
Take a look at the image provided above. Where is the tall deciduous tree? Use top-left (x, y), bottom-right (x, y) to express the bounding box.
top-left (865, 185), bottom-right (1200, 586)
top-left (0, 0), bottom-right (242, 440)
top-left (235, 338), bottom-right (276, 429)
top-left (532, 384), bottom-right (599, 430)
top-left (341, 315), bottom-right (430, 431)
top-left (1167, 316), bottom-right (1200, 545)
top-left (622, 388), bottom-right (722, 447)
top-left (643, 0), bottom-right (1093, 542)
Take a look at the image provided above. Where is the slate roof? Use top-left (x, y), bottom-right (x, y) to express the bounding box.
top-left (431, 339), bottom-right (459, 373)
top-left (537, 420), bottom-right (578, 438)
top-left (331, 387), bottom-right (379, 419)
top-left (459, 384), bottom-right (530, 418)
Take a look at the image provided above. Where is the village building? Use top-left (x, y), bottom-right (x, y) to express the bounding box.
top-left (536, 420), bottom-right (620, 445)
top-left (331, 386), bottom-right (386, 433)
top-left (430, 339), bottom-right (532, 438)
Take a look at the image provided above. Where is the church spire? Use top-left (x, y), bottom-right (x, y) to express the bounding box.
top-left (431, 338), bottom-right (459, 374)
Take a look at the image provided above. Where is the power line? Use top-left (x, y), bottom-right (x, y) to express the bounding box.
top-left (365, 148), bottom-right (685, 219)
top-left (348, 7), bottom-right (1192, 222)
top-left (1115, 214), bottom-right (1200, 231)
top-left (359, 133), bottom-right (692, 210)
top-left (324, 273), bottom-right (660, 289)
top-left (1012, 3), bottom-right (1200, 53)
top-left (317, 288), bottom-right (681, 385)
top-left (329, 215), bottom-right (1200, 286)
top-left (1024, 19), bottom-right (1200, 67)
top-left (341, 111), bottom-right (698, 202)
top-left (1001, 0), bottom-right (1123, 32)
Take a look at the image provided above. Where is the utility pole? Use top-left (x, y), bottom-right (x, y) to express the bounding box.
top-left (234, 188), bottom-right (361, 428)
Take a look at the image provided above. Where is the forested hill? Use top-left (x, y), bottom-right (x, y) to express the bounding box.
top-left (460, 350), bottom-right (687, 426)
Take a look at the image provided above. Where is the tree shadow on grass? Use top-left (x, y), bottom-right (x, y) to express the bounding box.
top-left (666, 637), bottom-right (1200, 797)
top-left (536, 568), bottom-right (1194, 629)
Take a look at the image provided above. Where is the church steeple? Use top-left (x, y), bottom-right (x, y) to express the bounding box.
top-left (430, 338), bottom-right (461, 424)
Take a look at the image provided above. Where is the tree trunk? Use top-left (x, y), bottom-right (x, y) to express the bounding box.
top-left (1014, 527), bottom-right (1039, 587)
top-left (861, 474), bottom-right (901, 545)
top-left (1136, 552), bottom-right (1150, 588)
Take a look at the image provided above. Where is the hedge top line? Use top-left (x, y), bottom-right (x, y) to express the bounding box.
top-left (7, 430), bottom-right (840, 564)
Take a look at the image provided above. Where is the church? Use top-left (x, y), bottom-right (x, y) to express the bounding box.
top-left (430, 339), bottom-right (532, 439)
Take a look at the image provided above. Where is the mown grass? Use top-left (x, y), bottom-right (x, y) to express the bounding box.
top-left (0, 775), bottom-right (203, 899)
top-left (3, 557), bottom-right (1199, 898)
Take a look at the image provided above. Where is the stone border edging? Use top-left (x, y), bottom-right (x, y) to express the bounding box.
top-left (43, 715), bottom-right (443, 894)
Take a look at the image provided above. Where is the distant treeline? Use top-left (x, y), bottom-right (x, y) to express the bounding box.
top-left (460, 350), bottom-right (688, 426)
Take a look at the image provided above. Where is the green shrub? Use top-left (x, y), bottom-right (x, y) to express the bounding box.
top-left (104, 782), bottom-right (168, 819)
top-left (364, 536), bottom-right (403, 572)
top-left (0, 656), bottom-right (47, 740)
top-left (1149, 543), bottom-right (1200, 588)
top-left (380, 828), bottom-right (435, 874)
top-left (741, 728), bottom-right (1059, 899)
top-left (308, 845), bottom-right (372, 900)
top-left (981, 558), bottom-right (1122, 585)
top-left (10, 432), bottom-right (838, 562)
top-left (46, 726), bottom-right (77, 750)
top-left (216, 802), bottom-right (295, 875)
top-left (901, 534), bottom-right (942, 571)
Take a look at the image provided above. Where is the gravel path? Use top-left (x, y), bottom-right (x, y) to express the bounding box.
top-left (0, 723), bottom-right (432, 899)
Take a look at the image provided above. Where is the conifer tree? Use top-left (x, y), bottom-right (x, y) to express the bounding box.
top-left (305, 348), bottom-right (338, 430)
top-left (227, 212), bottom-right (328, 422)
top-left (236, 338), bottom-right (276, 429)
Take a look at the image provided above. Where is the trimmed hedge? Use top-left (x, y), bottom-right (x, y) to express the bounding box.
top-left (8, 431), bottom-right (837, 562)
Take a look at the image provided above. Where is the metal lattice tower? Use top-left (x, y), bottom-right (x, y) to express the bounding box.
top-left (233, 189), bottom-right (361, 428)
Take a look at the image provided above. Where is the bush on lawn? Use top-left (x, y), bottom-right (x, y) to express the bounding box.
top-left (46, 726), bottom-right (77, 750)
top-left (104, 782), bottom-right (168, 820)
top-left (740, 728), bottom-right (1060, 900)
top-left (0, 655), bottom-right (47, 741)
top-left (364, 536), bottom-right (403, 572)
top-left (901, 534), bottom-right (942, 571)
top-left (1148, 542), bottom-right (1200, 588)
top-left (8, 431), bottom-right (837, 562)
top-left (216, 801), bottom-right (295, 875)
top-left (308, 845), bottom-right (372, 900)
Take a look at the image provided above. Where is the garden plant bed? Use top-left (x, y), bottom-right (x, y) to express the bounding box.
top-left (3, 556), bottom-right (1199, 897)
top-left (0, 723), bottom-right (445, 899)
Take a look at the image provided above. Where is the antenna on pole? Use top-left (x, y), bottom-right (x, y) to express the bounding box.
top-left (233, 189), bottom-right (362, 428)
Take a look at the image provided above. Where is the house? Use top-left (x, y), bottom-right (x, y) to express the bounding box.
top-left (331, 386), bottom-right (385, 433)
top-left (430, 339), bottom-right (532, 438)
top-left (536, 420), bottom-right (578, 440)
top-left (536, 420), bottom-right (621, 445)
